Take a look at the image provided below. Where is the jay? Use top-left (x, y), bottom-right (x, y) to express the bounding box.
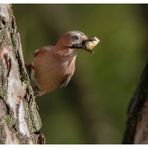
top-left (28, 31), bottom-right (99, 96)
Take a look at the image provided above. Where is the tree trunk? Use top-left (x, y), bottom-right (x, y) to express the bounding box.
top-left (123, 61), bottom-right (148, 144)
top-left (0, 4), bottom-right (43, 144)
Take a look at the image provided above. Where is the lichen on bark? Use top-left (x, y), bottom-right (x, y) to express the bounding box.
top-left (0, 4), bottom-right (43, 144)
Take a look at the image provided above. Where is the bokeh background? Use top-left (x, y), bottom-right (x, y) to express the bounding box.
top-left (13, 4), bottom-right (148, 144)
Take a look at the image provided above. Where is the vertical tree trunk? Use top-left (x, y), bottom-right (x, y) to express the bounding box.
top-left (0, 4), bottom-right (43, 144)
top-left (123, 61), bottom-right (148, 144)
top-left (123, 5), bottom-right (148, 144)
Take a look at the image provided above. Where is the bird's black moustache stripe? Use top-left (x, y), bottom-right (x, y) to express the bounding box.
top-left (70, 41), bottom-right (86, 49)
top-left (70, 38), bottom-right (96, 49)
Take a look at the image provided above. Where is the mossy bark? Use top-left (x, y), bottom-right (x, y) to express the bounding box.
top-left (0, 4), bottom-right (43, 144)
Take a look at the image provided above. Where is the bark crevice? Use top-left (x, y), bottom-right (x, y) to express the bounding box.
top-left (0, 4), bottom-right (43, 144)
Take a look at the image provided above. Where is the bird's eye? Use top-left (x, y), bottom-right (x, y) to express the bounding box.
top-left (72, 35), bottom-right (79, 40)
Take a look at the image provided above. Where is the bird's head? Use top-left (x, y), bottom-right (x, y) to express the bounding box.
top-left (56, 31), bottom-right (99, 53)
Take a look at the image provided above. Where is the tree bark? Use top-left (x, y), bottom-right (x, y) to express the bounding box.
top-left (0, 4), bottom-right (43, 144)
top-left (123, 5), bottom-right (148, 144)
top-left (123, 61), bottom-right (148, 144)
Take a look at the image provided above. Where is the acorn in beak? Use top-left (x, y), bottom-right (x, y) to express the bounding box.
top-left (83, 37), bottom-right (100, 53)
top-left (71, 36), bottom-right (100, 53)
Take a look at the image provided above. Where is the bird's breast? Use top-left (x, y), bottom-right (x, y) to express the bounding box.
top-left (33, 51), bottom-right (76, 93)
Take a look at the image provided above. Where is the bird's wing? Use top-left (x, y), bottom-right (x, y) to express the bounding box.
top-left (60, 56), bottom-right (76, 88)
top-left (33, 46), bottom-right (52, 57)
top-left (60, 74), bottom-right (73, 88)
top-left (33, 49), bottom-right (41, 57)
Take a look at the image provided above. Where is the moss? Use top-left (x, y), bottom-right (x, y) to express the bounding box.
top-left (4, 115), bottom-right (15, 128)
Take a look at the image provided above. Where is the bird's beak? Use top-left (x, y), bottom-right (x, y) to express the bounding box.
top-left (71, 37), bottom-right (99, 53)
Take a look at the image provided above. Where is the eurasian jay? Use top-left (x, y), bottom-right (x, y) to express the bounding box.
top-left (29, 31), bottom-right (99, 96)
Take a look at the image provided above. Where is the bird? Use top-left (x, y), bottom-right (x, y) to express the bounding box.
top-left (28, 31), bottom-right (99, 96)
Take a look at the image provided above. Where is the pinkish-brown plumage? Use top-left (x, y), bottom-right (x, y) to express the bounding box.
top-left (32, 31), bottom-right (99, 96)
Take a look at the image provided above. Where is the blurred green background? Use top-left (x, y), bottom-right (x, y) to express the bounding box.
top-left (13, 4), bottom-right (148, 144)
